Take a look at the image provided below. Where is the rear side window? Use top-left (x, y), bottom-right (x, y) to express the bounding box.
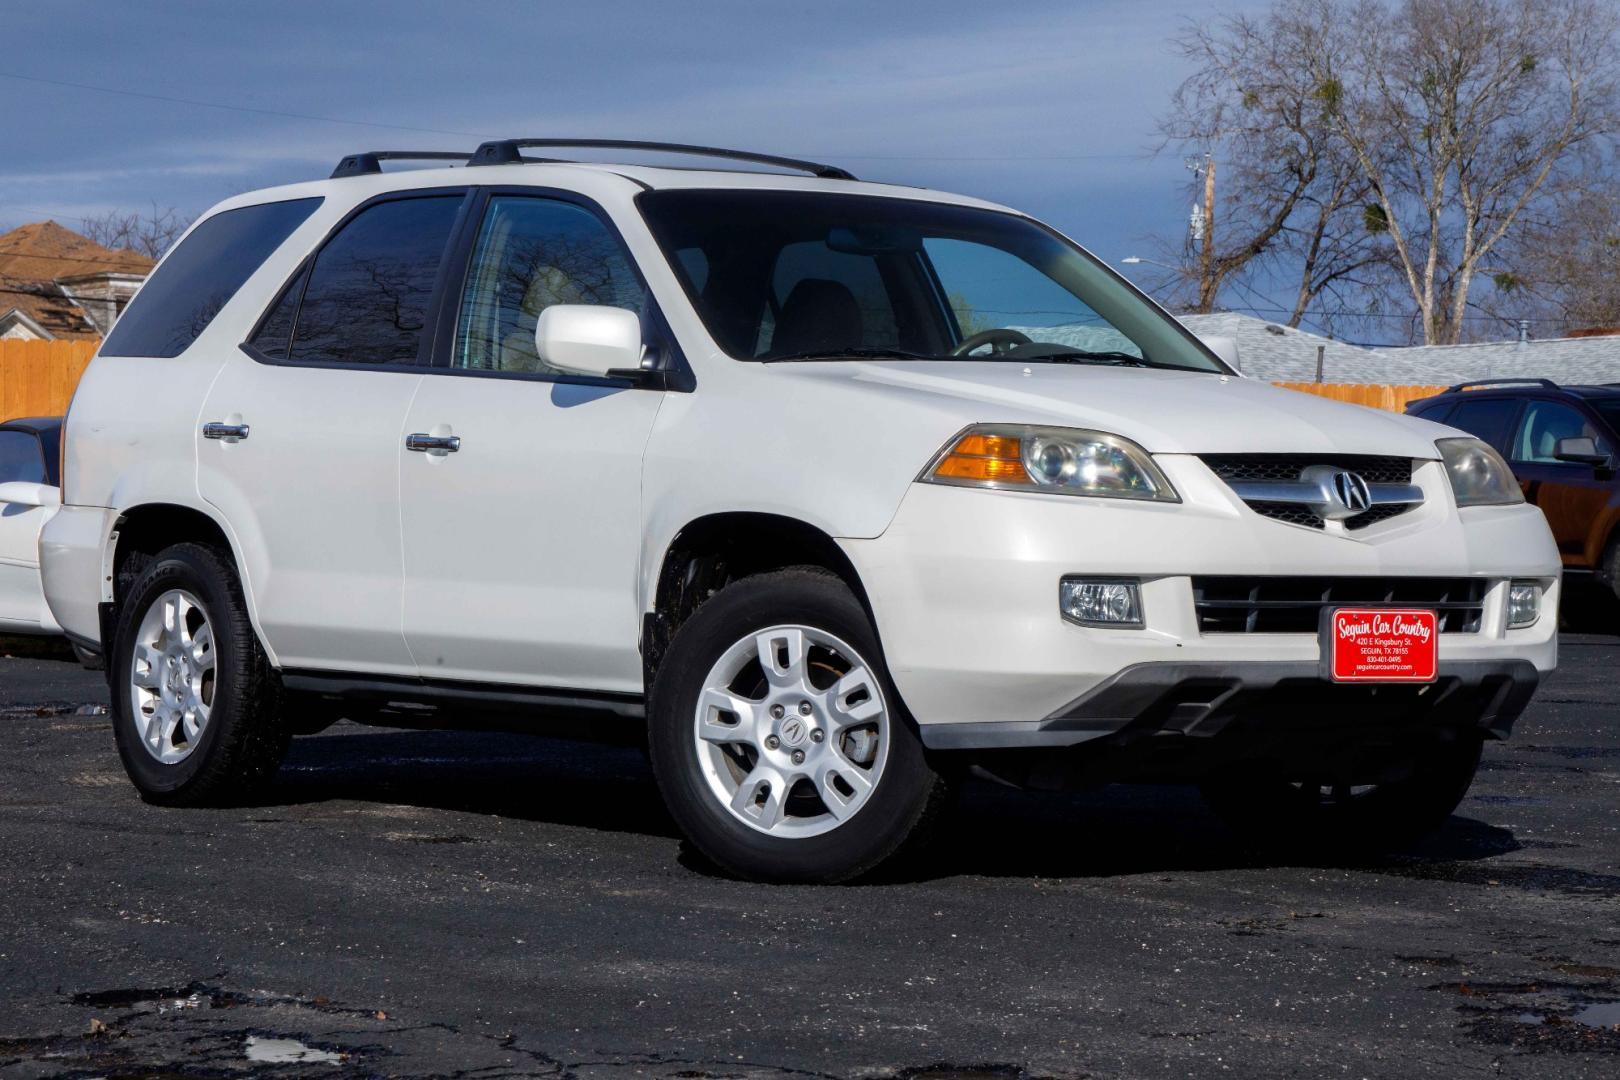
top-left (1446, 397), bottom-right (1521, 453)
top-left (0, 430), bottom-right (45, 485)
top-left (1409, 401), bottom-right (1452, 423)
top-left (101, 198), bottom-right (322, 358)
top-left (285, 195), bottom-right (463, 367)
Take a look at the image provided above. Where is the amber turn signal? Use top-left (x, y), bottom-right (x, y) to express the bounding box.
top-left (930, 432), bottom-right (1031, 484)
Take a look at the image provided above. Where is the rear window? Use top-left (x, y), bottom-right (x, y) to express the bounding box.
top-left (101, 197), bottom-right (322, 358)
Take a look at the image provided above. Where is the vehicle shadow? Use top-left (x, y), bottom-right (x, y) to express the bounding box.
top-left (263, 724), bottom-right (1520, 882)
top-left (1560, 577), bottom-right (1619, 636)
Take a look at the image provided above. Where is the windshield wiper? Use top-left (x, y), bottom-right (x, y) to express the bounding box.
top-left (760, 346), bottom-right (946, 364)
top-left (1015, 350), bottom-right (1153, 367)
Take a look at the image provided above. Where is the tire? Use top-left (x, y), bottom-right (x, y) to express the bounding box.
top-left (648, 567), bottom-right (946, 883)
top-left (1200, 734), bottom-right (1484, 853)
top-left (110, 542), bottom-right (288, 806)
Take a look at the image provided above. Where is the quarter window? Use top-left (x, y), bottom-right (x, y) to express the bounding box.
top-left (452, 196), bottom-right (645, 375)
top-left (101, 197), bottom-right (322, 358)
top-left (288, 195), bottom-right (464, 367)
top-left (1512, 400), bottom-right (1609, 463)
top-left (1445, 397), bottom-right (1521, 454)
top-left (0, 431), bottom-right (45, 485)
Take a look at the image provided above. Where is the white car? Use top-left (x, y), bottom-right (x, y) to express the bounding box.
top-left (41, 140), bottom-right (1559, 882)
top-left (0, 417), bottom-right (64, 636)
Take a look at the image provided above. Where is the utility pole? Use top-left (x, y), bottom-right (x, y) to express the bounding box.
top-left (1198, 154), bottom-right (1216, 313)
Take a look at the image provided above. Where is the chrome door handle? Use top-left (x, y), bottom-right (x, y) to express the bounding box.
top-left (405, 433), bottom-right (461, 453)
top-left (202, 422), bottom-right (250, 442)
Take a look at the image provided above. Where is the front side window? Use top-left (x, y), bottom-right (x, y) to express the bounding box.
top-left (286, 195), bottom-right (464, 367)
top-left (638, 189), bottom-right (1219, 372)
top-left (1512, 400), bottom-right (1610, 463)
top-left (101, 197), bottom-right (322, 358)
top-left (0, 430), bottom-right (45, 485)
top-left (452, 196), bottom-right (645, 375)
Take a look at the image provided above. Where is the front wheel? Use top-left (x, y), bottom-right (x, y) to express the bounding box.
top-left (1201, 734), bottom-right (1485, 852)
top-left (111, 543), bottom-right (288, 805)
top-left (648, 568), bottom-right (945, 883)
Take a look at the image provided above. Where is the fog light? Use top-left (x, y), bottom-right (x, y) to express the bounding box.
top-left (1060, 578), bottom-right (1143, 628)
top-left (1507, 581), bottom-right (1542, 629)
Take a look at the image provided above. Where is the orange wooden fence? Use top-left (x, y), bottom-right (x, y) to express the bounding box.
top-left (0, 339), bottom-right (1445, 421)
top-left (1274, 382), bottom-right (1446, 413)
top-left (0, 340), bottom-right (98, 421)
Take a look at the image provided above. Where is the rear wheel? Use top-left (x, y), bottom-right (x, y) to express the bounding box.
top-left (1201, 734), bottom-right (1484, 852)
top-left (648, 568), bottom-right (945, 883)
top-left (111, 543), bottom-right (287, 805)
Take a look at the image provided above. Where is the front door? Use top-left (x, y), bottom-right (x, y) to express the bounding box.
top-left (399, 193), bottom-right (663, 692)
top-left (198, 191), bottom-right (468, 674)
top-left (1507, 399), bottom-right (1615, 566)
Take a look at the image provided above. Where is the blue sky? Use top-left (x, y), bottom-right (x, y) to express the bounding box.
top-left (1, 0), bottom-right (1260, 295)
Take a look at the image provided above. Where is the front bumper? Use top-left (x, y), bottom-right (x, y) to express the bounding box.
top-left (838, 462), bottom-right (1561, 749)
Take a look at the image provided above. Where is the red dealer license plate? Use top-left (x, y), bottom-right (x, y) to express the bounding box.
top-left (1325, 608), bottom-right (1438, 683)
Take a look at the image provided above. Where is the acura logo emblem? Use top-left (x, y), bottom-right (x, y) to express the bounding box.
top-left (1331, 470), bottom-right (1372, 513)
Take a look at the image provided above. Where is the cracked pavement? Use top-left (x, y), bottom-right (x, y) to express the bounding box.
top-left (0, 620), bottom-right (1617, 1078)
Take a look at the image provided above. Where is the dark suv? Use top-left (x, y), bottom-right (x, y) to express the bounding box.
top-left (1407, 379), bottom-right (1620, 599)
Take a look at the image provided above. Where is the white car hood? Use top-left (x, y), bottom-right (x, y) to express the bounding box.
top-left (799, 361), bottom-right (1445, 457)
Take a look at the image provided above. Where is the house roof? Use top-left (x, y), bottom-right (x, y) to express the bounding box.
top-left (0, 221), bottom-right (156, 340)
top-left (0, 221), bottom-right (153, 280)
top-left (1178, 311), bottom-right (1620, 386)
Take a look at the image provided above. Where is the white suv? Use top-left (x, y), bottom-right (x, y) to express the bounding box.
top-left (42, 140), bottom-right (1559, 882)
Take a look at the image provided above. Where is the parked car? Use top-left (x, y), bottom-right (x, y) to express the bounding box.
top-left (1407, 379), bottom-right (1620, 601)
top-left (42, 140), bottom-right (1560, 882)
top-left (0, 416), bottom-right (64, 636)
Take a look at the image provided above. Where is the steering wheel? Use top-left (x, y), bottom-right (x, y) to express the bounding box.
top-left (951, 328), bottom-right (1032, 357)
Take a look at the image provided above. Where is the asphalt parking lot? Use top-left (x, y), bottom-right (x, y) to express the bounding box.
top-left (1, 619), bottom-right (1617, 1078)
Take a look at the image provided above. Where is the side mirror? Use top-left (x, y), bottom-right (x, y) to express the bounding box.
top-left (1197, 334), bottom-right (1240, 373)
top-left (1553, 436), bottom-right (1611, 467)
top-left (0, 481), bottom-right (60, 509)
top-left (535, 305), bottom-right (644, 379)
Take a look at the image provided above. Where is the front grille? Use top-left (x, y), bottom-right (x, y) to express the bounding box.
top-left (1200, 454), bottom-right (1419, 531)
top-left (1191, 576), bottom-right (1487, 634)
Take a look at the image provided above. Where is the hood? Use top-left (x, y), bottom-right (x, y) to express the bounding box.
top-left (785, 361), bottom-right (1445, 458)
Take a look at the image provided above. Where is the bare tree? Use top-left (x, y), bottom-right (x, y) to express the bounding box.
top-left (1158, 1), bottom-right (1395, 330)
top-left (80, 202), bottom-right (193, 260)
top-left (1479, 165), bottom-right (1620, 332)
top-left (1325, 0), bottom-right (1620, 343)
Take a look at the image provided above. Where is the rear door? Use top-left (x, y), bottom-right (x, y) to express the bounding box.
top-left (1506, 398), bottom-right (1615, 566)
top-left (0, 428), bottom-right (51, 630)
top-left (198, 190), bottom-right (470, 675)
top-left (397, 190), bottom-right (664, 691)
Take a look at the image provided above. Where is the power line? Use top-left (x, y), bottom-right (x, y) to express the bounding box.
top-left (0, 70), bottom-right (492, 139)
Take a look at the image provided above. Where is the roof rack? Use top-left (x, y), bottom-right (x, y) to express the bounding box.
top-left (465, 139), bottom-right (857, 181)
top-left (331, 151), bottom-right (472, 179)
top-left (1443, 377), bottom-right (1559, 393)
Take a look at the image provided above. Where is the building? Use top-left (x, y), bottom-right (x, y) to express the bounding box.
top-left (1178, 311), bottom-right (1620, 386)
top-left (0, 221), bottom-right (153, 341)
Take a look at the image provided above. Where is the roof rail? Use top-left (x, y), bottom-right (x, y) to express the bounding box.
top-left (331, 151), bottom-right (472, 179)
top-left (1443, 377), bottom-right (1559, 393)
top-left (466, 139), bottom-right (857, 181)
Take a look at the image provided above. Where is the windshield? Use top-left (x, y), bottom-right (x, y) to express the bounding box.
top-left (1593, 399), bottom-right (1620, 436)
top-left (637, 189), bottom-right (1226, 373)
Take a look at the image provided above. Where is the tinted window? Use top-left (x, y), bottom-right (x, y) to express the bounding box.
top-left (101, 198), bottom-right (322, 358)
top-left (452, 196), bottom-right (643, 375)
top-left (1446, 397), bottom-right (1521, 453)
top-left (759, 240), bottom-right (900, 356)
top-left (0, 430), bottom-right (45, 485)
top-left (289, 195), bottom-right (463, 367)
top-left (1511, 400), bottom-right (1610, 463)
top-left (248, 265), bottom-right (308, 361)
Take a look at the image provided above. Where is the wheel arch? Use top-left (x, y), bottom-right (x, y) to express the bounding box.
top-left (106, 501), bottom-right (277, 666)
top-left (641, 511), bottom-right (877, 689)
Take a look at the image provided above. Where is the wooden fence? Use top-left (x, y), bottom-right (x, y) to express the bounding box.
top-left (0, 340), bottom-right (98, 421)
top-left (0, 339), bottom-right (1447, 421)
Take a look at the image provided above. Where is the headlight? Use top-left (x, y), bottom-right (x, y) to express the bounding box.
top-left (1437, 437), bottom-right (1523, 507)
top-left (921, 425), bottom-right (1178, 501)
